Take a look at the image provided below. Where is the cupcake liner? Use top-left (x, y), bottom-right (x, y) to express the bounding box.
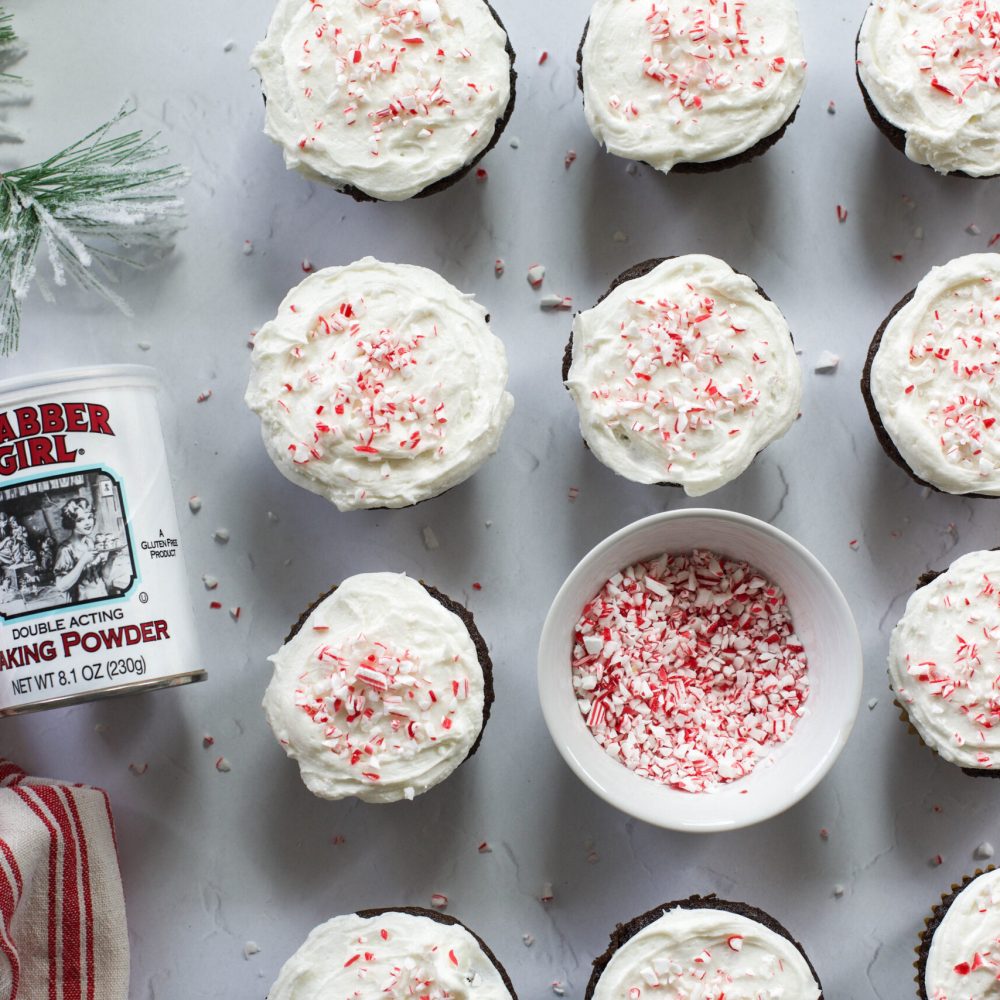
top-left (584, 894), bottom-right (824, 1000)
top-left (285, 581), bottom-right (495, 762)
top-left (854, 15), bottom-right (990, 180)
top-left (354, 906), bottom-right (518, 999)
top-left (914, 867), bottom-right (997, 1000)
top-left (576, 21), bottom-right (799, 174)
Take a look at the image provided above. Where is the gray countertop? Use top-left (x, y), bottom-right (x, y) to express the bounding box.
top-left (4, 2), bottom-right (998, 997)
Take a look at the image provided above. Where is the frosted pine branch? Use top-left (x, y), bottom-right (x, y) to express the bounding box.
top-left (0, 106), bottom-right (188, 353)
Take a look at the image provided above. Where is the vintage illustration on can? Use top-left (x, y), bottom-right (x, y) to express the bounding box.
top-left (0, 469), bottom-right (137, 619)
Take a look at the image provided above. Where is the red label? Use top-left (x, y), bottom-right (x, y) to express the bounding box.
top-left (0, 402), bottom-right (115, 477)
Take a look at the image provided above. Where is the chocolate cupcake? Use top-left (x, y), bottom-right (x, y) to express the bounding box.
top-left (563, 255), bottom-right (801, 496)
top-left (577, 0), bottom-right (806, 175)
top-left (251, 0), bottom-right (516, 201)
top-left (863, 254), bottom-right (1000, 496)
top-left (269, 907), bottom-right (517, 999)
top-left (587, 896), bottom-right (823, 999)
top-left (916, 868), bottom-right (1000, 999)
top-left (263, 572), bottom-right (494, 803)
top-left (857, 2), bottom-right (1000, 177)
top-left (888, 549), bottom-right (1000, 776)
top-left (245, 257), bottom-right (514, 511)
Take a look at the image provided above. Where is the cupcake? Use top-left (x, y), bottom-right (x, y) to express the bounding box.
top-left (863, 254), bottom-right (1000, 496)
top-left (888, 549), bottom-right (1000, 776)
top-left (587, 896), bottom-right (823, 999)
top-left (269, 907), bottom-right (517, 999)
top-left (857, 1), bottom-right (1000, 177)
top-left (245, 257), bottom-right (514, 511)
top-left (577, 0), bottom-right (806, 174)
top-left (564, 255), bottom-right (801, 496)
top-left (251, 0), bottom-right (516, 201)
top-left (263, 572), bottom-right (493, 803)
top-left (917, 868), bottom-right (1000, 999)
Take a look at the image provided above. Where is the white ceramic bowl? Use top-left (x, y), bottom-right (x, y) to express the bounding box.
top-left (537, 509), bottom-right (863, 833)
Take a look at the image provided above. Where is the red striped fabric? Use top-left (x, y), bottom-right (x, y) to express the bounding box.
top-left (0, 762), bottom-right (128, 1000)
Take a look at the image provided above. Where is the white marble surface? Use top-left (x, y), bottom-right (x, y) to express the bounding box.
top-left (3, 2), bottom-right (1000, 998)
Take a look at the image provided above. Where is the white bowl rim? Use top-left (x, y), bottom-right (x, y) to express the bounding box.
top-left (536, 507), bottom-right (864, 833)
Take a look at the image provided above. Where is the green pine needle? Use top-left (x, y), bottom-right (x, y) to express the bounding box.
top-left (0, 106), bottom-right (188, 353)
top-left (0, 8), bottom-right (23, 84)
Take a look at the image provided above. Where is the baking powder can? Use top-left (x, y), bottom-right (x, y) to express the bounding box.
top-left (0, 365), bottom-right (205, 716)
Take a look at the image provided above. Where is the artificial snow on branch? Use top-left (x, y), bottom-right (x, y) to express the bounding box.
top-left (0, 106), bottom-right (188, 354)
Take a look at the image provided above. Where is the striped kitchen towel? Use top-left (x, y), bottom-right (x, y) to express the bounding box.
top-left (0, 760), bottom-right (128, 1000)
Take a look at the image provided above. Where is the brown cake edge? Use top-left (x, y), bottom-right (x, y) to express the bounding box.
top-left (584, 895), bottom-right (824, 1000)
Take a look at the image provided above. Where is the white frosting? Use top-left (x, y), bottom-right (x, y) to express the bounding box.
top-left (580, 0), bottom-right (807, 172)
top-left (245, 257), bottom-right (513, 511)
top-left (592, 906), bottom-right (820, 1000)
top-left (858, 1), bottom-right (1000, 177)
top-left (269, 911), bottom-right (513, 1000)
top-left (870, 253), bottom-right (1000, 496)
top-left (566, 255), bottom-right (801, 496)
top-left (263, 573), bottom-right (486, 803)
top-left (251, 0), bottom-right (513, 200)
top-left (889, 549), bottom-right (1000, 769)
top-left (926, 868), bottom-right (1000, 998)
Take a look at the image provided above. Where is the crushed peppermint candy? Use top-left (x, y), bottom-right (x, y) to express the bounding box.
top-left (421, 526), bottom-right (440, 551)
top-left (627, 3), bottom-right (804, 120)
top-left (188, 496), bottom-right (202, 514)
top-left (976, 841), bottom-right (995, 860)
top-left (292, 633), bottom-right (468, 786)
top-left (215, 757), bottom-right (232, 773)
top-left (540, 294), bottom-right (573, 311)
top-left (888, 270), bottom-right (1000, 478)
top-left (494, 258), bottom-right (505, 277)
top-left (814, 351), bottom-right (840, 374)
top-left (430, 893), bottom-right (449, 910)
top-left (213, 528), bottom-right (230, 544)
top-left (279, 297), bottom-right (450, 467)
top-left (527, 264), bottom-right (546, 288)
top-left (572, 550), bottom-right (810, 793)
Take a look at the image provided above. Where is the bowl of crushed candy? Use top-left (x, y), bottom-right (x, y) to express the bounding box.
top-left (537, 509), bottom-right (862, 833)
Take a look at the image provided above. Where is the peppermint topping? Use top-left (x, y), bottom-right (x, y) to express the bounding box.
top-left (282, 298), bottom-right (447, 467)
top-left (614, 0), bottom-right (802, 123)
top-left (906, 1), bottom-right (1000, 104)
top-left (291, 0), bottom-right (500, 157)
top-left (294, 632), bottom-right (467, 784)
top-left (586, 282), bottom-right (766, 470)
top-left (572, 550), bottom-right (809, 793)
top-left (269, 912), bottom-right (512, 1000)
top-left (594, 908), bottom-right (820, 1000)
top-left (891, 551), bottom-right (1000, 767)
top-left (892, 274), bottom-right (1000, 478)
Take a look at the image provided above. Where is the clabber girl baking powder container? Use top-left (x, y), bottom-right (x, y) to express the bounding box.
top-left (0, 365), bottom-right (205, 715)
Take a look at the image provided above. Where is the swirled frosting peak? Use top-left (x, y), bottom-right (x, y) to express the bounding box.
top-left (889, 549), bottom-right (1000, 769)
top-left (269, 911), bottom-right (513, 999)
top-left (870, 253), bottom-right (1000, 495)
top-left (566, 255), bottom-right (801, 495)
top-left (858, 0), bottom-right (1000, 176)
top-left (251, 0), bottom-right (513, 199)
top-left (246, 257), bottom-right (513, 511)
top-left (580, 0), bottom-right (807, 172)
top-left (263, 573), bottom-right (487, 803)
top-left (592, 906), bottom-right (820, 1000)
